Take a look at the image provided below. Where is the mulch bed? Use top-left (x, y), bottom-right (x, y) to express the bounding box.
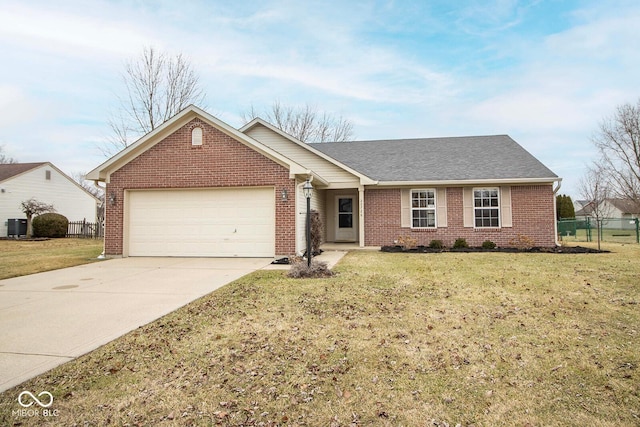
top-left (381, 245), bottom-right (609, 254)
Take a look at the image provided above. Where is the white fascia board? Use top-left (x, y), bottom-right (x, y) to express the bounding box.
top-left (86, 109), bottom-right (197, 182)
top-left (373, 177), bottom-right (561, 187)
top-left (87, 105), bottom-right (306, 183)
top-left (241, 118), bottom-right (376, 186)
top-left (292, 170), bottom-right (330, 187)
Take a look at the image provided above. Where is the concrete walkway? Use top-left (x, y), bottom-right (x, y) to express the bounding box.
top-left (0, 257), bottom-right (271, 393)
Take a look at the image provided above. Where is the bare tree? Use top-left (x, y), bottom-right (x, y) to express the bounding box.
top-left (592, 98), bottom-right (640, 204)
top-left (579, 164), bottom-right (614, 250)
top-left (72, 172), bottom-right (105, 222)
top-left (20, 198), bottom-right (55, 238)
top-left (0, 145), bottom-right (17, 164)
top-left (242, 101), bottom-right (354, 143)
top-left (102, 46), bottom-right (206, 156)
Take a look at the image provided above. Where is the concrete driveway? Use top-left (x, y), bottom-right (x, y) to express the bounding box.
top-left (0, 257), bottom-right (271, 393)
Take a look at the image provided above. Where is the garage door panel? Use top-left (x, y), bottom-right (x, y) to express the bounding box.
top-left (128, 188), bottom-right (275, 257)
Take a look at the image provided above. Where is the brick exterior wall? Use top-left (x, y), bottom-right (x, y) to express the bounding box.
top-left (104, 118), bottom-right (296, 256)
top-left (364, 185), bottom-right (557, 248)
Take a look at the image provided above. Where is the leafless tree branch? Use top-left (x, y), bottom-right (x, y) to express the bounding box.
top-left (243, 101), bottom-right (354, 143)
top-left (579, 163), bottom-right (614, 250)
top-left (0, 145), bottom-right (17, 164)
top-left (100, 46), bottom-right (206, 157)
top-left (592, 98), bottom-right (640, 203)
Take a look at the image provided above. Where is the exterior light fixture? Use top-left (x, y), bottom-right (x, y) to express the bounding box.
top-left (109, 192), bottom-right (117, 206)
top-left (281, 188), bottom-right (288, 201)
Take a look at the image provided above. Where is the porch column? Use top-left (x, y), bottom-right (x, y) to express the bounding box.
top-left (358, 186), bottom-right (365, 247)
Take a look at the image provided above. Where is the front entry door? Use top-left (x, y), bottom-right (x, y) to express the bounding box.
top-left (335, 196), bottom-right (357, 242)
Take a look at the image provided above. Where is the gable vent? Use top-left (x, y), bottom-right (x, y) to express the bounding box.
top-left (192, 127), bottom-right (203, 146)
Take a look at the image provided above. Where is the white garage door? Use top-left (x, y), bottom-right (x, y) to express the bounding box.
top-left (127, 188), bottom-right (275, 257)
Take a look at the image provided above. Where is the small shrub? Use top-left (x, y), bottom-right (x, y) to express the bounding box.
top-left (482, 240), bottom-right (497, 250)
top-left (32, 213), bottom-right (69, 238)
top-left (429, 239), bottom-right (445, 249)
top-left (397, 235), bottom-right (418, 250)
top-left (288, 259), bottom-right (334, 279)
top-left (453, 238), bottom-right (469, 249)
top-left (509, 234), bottom-right (535, 250)
top-left (310, 210), bottom-right (323, 255)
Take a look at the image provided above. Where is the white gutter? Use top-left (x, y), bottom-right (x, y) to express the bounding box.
top-left (373, 177), bottom-right (560, 187)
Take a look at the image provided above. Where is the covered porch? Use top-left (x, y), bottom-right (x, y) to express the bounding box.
top-left (295, 179), bottom-right (368, 255)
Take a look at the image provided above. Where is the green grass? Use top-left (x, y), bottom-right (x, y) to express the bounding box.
top-left (1, 244), bottom-right (639, 426)
top-left (0, 238), bottom-right (104, 279)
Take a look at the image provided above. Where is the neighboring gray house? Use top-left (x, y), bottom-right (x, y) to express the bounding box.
top-left (0, 162), bottom-right (99, 236)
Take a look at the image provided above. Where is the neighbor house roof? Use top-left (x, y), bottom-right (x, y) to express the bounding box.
top-left (606, 198), bottom-right (640, 214)
top-left (576, 199), bottom-right (640, 216)
top-left (1, 161), bottom-right (101, 202)
top-left (311, 135), bottom-right (559, 184)
top-left (0, 162), bottom-right (47, 183)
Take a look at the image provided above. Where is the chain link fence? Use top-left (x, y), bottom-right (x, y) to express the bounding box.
top-left (558, 217), bottom-right (640, 244)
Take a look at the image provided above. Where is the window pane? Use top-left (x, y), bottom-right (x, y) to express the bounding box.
top-left (339, 213), bottom-right (352, 228)
top-left (338, 198), bottom-right (352, 213)
top-left (411, 189), bottom-right (436, 228)
top-left (473, 188), bottom-right (500, 227)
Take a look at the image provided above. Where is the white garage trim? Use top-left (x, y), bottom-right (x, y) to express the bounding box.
top-left (124, 187), bottom-right (275, 257)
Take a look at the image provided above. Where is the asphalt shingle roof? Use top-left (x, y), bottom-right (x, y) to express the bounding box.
top-left (312, 135), bottom-right (558, 182)
top-left (0, 162), bottom-right (46, 183)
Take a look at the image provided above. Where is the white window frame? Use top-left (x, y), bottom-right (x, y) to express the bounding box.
top-left (411, 189), bottom-right (437, 228)
top-left (473, 187), bottom-right (500, 228)
top-left (191, 127), bottom-right (203, 146)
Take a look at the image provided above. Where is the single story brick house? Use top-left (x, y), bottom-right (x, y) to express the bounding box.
top-left (87, 105), bottom-right (561, 258)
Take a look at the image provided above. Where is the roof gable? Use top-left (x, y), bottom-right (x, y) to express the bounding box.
top-left (240, 119), bottom-right (375, 186)
top-left (1, 162), bottom-right (100, 201)
top-left (0, 162), bottom-right (47, 183)
top-left (312, 135), bottom-right (559, 184)
top-left (87, 106), bottom-right (309, 182)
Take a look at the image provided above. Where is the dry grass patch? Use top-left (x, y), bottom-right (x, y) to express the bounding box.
top-left (1, 244), bottom-right (639, 426)
top-left (0, 238), bottom-right (104, 280)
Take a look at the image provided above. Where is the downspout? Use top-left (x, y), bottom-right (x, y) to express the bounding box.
top-left (553, 179), bottom-right (562, 246)
top-left (358, 185), bottom-right (365, 248)
top-left (94, 180), bottom-right (107, 259)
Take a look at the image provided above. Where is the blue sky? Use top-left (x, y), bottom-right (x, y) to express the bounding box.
top-left (1, 0), bottom-right (639, 197)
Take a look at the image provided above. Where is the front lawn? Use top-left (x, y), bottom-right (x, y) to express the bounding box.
top-left (1, 244), bottom-right (638, 426)
top-left (0, 238), bottom-right (104, 280)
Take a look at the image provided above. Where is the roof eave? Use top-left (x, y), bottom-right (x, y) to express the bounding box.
top-left (372, 177), bottom-right (561, 187)
top-left (87, 106), bottom-right (307, 183)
